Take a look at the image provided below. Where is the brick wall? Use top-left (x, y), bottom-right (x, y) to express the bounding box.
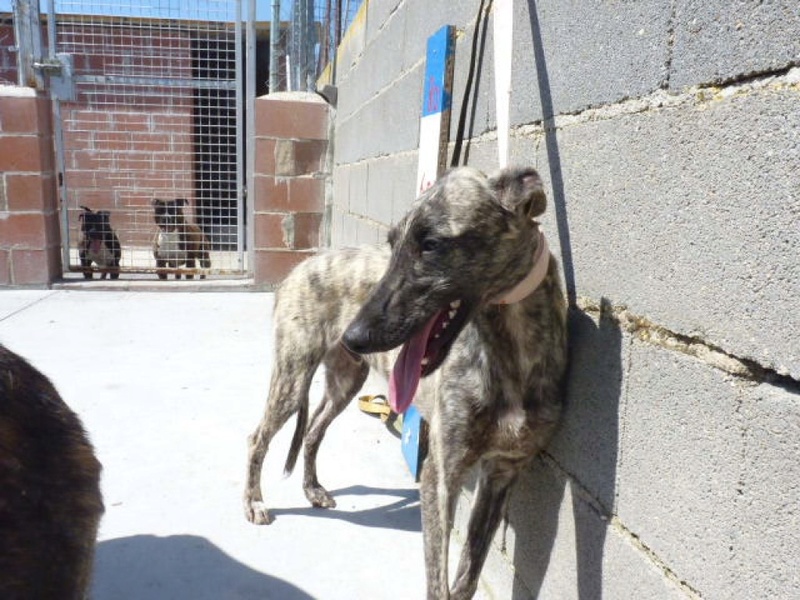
top-left (0, 85), bottom-right (61, 286)
top-left (252, 92), bottom-right (329, 287)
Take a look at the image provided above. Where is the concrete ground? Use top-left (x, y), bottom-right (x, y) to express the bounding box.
top-left (0, 289), bottom-right (490, 600)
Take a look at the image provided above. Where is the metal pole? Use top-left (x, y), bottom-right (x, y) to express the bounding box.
top-left (269, 0), bottom-right (281, 93)
top-left (12, 0), bottom-right (45, 89)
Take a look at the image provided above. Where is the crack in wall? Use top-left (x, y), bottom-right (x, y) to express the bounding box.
top-left (577, 297), bottom-right (800, 394)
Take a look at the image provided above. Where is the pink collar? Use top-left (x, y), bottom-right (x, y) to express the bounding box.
top-left (491, 229), bottom-right (550, 305)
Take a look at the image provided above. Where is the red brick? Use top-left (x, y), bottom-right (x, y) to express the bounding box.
top-left (254, 175), bottom-right (289, 212)
top-left (275, 139), bottom-right (328, 177)
top-left (69, 150), bottom-right (112, 171)
top-left (0, 136), bottom-right (48, 172)
top-left (10, 248), bottom-right (50, 285)
top-left (113, 112), bottom-right (153, 132)
top-left (253, 249), bottom-right (313, 287)
top-left (288, 177), bottom-right (325, 212)
top-left (293, 212), bottom-right (322, 249)
top-left (255, 138), bottom-right (276, 176)
top-left (254, 212), bottom-right (290, 250)
top-left (0, 213), bottom-right (48, 248)
top-left (66, 110), bottom-right (113, 131)
top-left (255, 97), bottom-right (329, 140)
top-left (0, 249), bottom-right (10, 285)
top-left (0, 96), bottom-right (40, 134)
top-left (5, 174), bottom-right (56, 212)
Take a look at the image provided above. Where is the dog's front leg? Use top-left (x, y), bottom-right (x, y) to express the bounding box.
top-left (449, 458), bottom-right (520, 599)
top-left (420, 410), bottom-right (474, 599)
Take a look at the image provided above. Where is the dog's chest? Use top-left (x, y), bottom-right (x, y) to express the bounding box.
top-left (156, 231), bottom-right (186, 261)
top-left (85, 240), bottom-right (114, 266)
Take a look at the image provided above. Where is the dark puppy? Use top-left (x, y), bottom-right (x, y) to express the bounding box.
top-left (0, 344), bottom-right (104, 600)
top-left (152, 198), bottom-right (211, 280)
top-left (78, 206), bottom-right (121, 280)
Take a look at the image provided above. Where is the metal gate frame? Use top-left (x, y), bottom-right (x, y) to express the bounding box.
top-left (41, 0), bottom-right (252, 280)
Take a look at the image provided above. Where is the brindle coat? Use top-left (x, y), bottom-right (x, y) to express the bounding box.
top-left (0, 344), bottom-right (104, 600)
top-left (244, 166), bottom-right (568, 599)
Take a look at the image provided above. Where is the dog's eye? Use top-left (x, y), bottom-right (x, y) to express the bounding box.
top-left (421, 238), bottom-right (440, 253)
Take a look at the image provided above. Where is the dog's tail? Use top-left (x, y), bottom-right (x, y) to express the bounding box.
top-left (283, 401), bottom-right (308, 476)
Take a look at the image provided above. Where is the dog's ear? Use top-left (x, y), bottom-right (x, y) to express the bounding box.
top-left (489, 167), bottom-right (547, 219)
top-left (80, 205), bottom-right (93, 214)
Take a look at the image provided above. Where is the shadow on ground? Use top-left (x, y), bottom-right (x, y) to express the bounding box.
top-left (92, 534), bottom-right (314, 600)
top-left (268, 484), bottom-right (421, 532)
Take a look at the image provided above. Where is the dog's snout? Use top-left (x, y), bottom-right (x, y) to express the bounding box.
top-left (342, 321), bottom-right (372, 354)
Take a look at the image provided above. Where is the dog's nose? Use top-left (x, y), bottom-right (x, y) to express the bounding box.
top-left (342, 321), bottom-right (372, 354)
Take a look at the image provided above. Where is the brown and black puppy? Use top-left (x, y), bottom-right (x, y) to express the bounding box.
top-left (152, 198), bottom-right (211, 280)
top-left (0, 344), bottom-right (104, 600)
top-left (78, 206), bottom-right (121, 280)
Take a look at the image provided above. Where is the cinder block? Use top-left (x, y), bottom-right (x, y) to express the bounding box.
top-left (548, 307), bottom-right (629, 515)
top-left (530, 85), bottom-right (800, 378)
top-left (335, 65), bottom-right (423, 165)
top-left (508, 0), bottom-right (670, 126)
top-left (347, 162), bottom-right (369, 215)
top-left (617, 339), bottom-right (746, 597)
top-left (670, 0), bottom-right (800, 90)
top-left (733, 381), bottom-right (800, 597)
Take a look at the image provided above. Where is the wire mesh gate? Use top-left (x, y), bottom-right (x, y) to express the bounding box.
top-left (46, 0), bottom-right (247, 279)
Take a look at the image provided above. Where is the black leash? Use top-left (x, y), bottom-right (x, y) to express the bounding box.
top-left (451, 0), bottom-right (493, 168)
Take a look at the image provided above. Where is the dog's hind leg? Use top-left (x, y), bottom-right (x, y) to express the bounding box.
top-left (244, 354), bottom-right (319, 525)
top-left (449, 458), bottom-right (521, 599)
top-left (301, 345), bottom-right (369, 508)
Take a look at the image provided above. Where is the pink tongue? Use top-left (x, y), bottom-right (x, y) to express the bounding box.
top-left (90, 239), bottom-right (102, 253)
top-left (389, 314), bottom-right (438, 413)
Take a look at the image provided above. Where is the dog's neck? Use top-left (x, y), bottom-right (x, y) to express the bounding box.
top-left (490, 228), bottom-right (550, 305)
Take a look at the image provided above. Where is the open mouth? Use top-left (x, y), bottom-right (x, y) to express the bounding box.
top-left (389, 298), bottom-right (468, 414)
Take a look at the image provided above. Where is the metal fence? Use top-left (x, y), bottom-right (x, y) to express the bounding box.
top-left (270, 0), bottom-right (362, 93)
top-left (2, 0), bottom-right (361, 279)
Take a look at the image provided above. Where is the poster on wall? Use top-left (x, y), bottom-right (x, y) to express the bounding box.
top-left (416, 25), bottom-right (455, 195)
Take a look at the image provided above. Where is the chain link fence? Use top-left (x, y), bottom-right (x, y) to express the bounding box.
top-left (269, 0), bottom-right (362, 93)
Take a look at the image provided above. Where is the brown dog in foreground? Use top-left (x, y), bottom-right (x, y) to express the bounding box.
top-left (244, 166), bottom-right (568, 599)
top-left (0, 344), bottom-right (104, 600)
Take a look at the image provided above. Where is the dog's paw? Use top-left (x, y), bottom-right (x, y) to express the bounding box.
top-left (304, 486), bottom-right (337, 509)
top-left (245, 501), bottom-right (274, 525)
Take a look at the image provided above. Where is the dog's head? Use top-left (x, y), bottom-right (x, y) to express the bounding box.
top-left (152, 198), bottom-right (189, 232)
top-left (342, 166), bottom-right (548, 412)
top-left (79, 206), bottom-right (114, 242)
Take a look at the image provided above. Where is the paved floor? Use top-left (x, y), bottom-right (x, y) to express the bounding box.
top-left (0, 289), bottom-right (490, 600)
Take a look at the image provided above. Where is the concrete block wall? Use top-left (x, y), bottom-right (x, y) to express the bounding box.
top-left (252, 92), bottom-right (329, 287)
top-left (0, 85), bottom-right (62, 286)
top-left (329, 0), bottom-right (800, 597)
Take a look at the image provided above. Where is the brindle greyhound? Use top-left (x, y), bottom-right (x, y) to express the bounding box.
top-left (244, 166), bottom-right (568, 599)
